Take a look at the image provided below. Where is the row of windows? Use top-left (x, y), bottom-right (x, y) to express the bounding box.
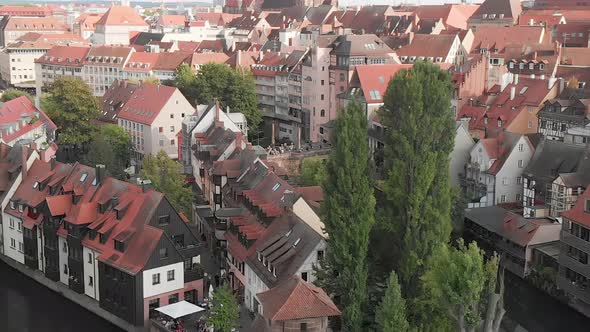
top-left (152, 269), bottom-right (175, 285)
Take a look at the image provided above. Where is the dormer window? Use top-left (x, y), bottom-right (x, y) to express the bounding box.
top-left (10, 201), bottom-right (15, 209)
top-left (519, 63), bottom-right (524, 70)
top-left (498, 119), bottom-right (503, 127)
top-left (114, 240), bottom-right (125, 252)
top-left (258, 251), bottom-right (262, 261)
top-left (18, 204), bottom-right (24, 213)
top-left (539, 63), bottom-right (545, 70)
top-left (80, 173), bottom-right (88, 182)
top-left (509, 62), bottom-right (514, 69)
top-left (33, 181), bottom-right (39, 189)
top-left (529, 63), bottom-right (534, 70)
top-left (99, 233), bottom-right (107, 244)
top-left (585, 199), bottom-right (590, 213)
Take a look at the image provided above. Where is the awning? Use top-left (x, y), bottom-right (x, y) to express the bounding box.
top-left (155, 301), bottom-right (205, 319)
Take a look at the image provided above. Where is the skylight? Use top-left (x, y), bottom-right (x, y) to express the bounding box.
top-left (272, 183), bottom-right (281, 192)
top-left (293, 238), bottom-right (301, 247)
top-left (33, 181), bottom-right (39, 189)
top-left (519, 86), bottom-right (529, 95)
top-left (80, 173), bottom-right (88, 182)
top-left (378, 76), bottom-right (385, 83)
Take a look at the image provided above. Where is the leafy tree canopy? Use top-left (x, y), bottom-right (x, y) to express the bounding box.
top-left (1, 88), bottom-right (33, 102)
top-left (140, 151), bottom-right (192, 217)
top-left (207, 284), bottom-right (239, 332)
top-left (376, 271), bottom-right (410, 332)
top-left (299, 156), bottom-right (327, 186)
top-left (41, 77), bottom-right (100, 146)
top-left (85, 125), bottom-right (132, 180)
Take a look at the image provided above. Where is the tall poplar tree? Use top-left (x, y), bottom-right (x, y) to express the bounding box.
top-left (315, 101), bottom-right (375, 331)
top-left (376, 271), bottom-right (410, 332)
top-left (380, 62), bottom-right (455, 306)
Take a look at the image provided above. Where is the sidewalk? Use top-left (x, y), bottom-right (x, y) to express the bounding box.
top-left (238, 304), bottom-right (253, 331)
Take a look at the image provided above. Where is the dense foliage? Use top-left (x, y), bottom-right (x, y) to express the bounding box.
top-left (41, 77), bottom-right (100, 146)
top-left (299, 156), bottom-right (327, 186)
top-left (174, 63), bottom-right (261, 132)
top-left (1, 88), bottom-right (33, 102)
top-left (314, 101), bottom-right (375, 331)
top-left (140, 151), bottom-right (193, 217)
top-left (207, 284), bottom-right (240, 332)
top-left (85, 125), bottom-right (133, 180)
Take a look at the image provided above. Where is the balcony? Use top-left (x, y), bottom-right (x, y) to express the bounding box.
top-left (561, 231), bottom-right (590, 253)
top-left (560, 253), bottom-right (590, 277)
top-left (557, 275), bottom-right (590, 304)
top-left (184, 263), bottom-right (205, 282)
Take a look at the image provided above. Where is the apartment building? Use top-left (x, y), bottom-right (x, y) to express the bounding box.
top-left (0, 16), bottom-right (68, 47)
top-left (0, 96), bottom-right (56, 148)
top-left (467, 0), bottom-right (522, 30)
top-left (73, 13), bottom-right (102, 40)
top-left (1, 159), bottom-right (205, 327)
top-left (558, 187), bottom-right (590, 317)
top-left (465, 206), bottom-right (560, 278)
top-left (101, 80), bottom-right (195, 160)
top-left (83, 46), bottom-right (133, 96)
top-left (522, 139), bottom-right (590, 219)
top-left (462, 131), bottom-right (538, 207)
top-left (0, 33), bottom-right (84, 88)
top-left (92, 6), bottom-right (149, 45)
top-left (34, 45), bottom-right (90, 99)
top-left (538, 97), bottom-right (590, 141)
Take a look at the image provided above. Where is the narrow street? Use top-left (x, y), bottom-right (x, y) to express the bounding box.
top-left (504, 272), bottom-right (589, 332)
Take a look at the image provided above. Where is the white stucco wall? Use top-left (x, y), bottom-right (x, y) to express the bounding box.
top-left (83, 246), bottom-right (101, 300)
top-left (244, 263), bottom-right (269, 312)
top-left (142, 262), bottom-right (184, 298)
top-left (295, 240), bottom-right (326, 284)
top-left (494, 136), bottom-right (533, 205)
top-left (450, 123), bottom-right (475, 187)
top-left (2, 213), bottom-right (24, 264)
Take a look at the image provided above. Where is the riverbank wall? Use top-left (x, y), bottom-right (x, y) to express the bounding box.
top-left (0, 255), bottom-right (142, 332)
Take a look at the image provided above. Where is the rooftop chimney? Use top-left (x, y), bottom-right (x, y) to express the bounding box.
top-left (514, 74), bottom-right (519, 85)
top-left (141, 179), bottom-right (153, 193)
top-left (50, 155), bottom-right (56, 170)
top-left (237, 49), bottom-right (241, 66)
top-left (510, 86), bottom-right (516, 100)
top-left (95, 164), bottom-right (106, 185)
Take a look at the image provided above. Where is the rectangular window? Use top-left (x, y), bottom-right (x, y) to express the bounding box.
top-left (516, 194), bottom-right (521, 201)
top-left (89, 276), bottom-right (93, 286)
top-left (528, 120), bottom-right (533, 128)
top-left (158, 215), bottom-right (170, 225)
top-left (168, 293), bottom-right (179, 304)
top-left (10, 238), bottom-right (15, 248)
top-left (159, 139), bottom-right (164, 146)
top-left (159, 127), bottom-right (163, 133)
top-left (170, 126), bottom-right (175, 132)
top-left (301, 323), bottom-right (308, 332)
top-left (63, 241), bottom-right (68, 253)
top-left (64, 264), bottom-right (68, 275)
top-left (152, 273), bottom-right (160, 285)
top-left (518, 160), bottom-right (524, 168)
top-left (585, 199), bottom-right (590, 213)
top-left (159, 247), bottom-right (168, 259)
top-left (170, 139), bottom-right (175, 146)
top-left (9, 219), bottom-right (14, 229)
top-left (500, 195), bottom-right (506, 203)
top-left (88, 253), bottom-right (92, 263)
top-left (170, 114), bottom-right (174, 119)
top-left (301, 272), bottom-right (308, 282)
top-left (516, 177), bottom-right (522, 185)
top-left (167, 270), bottom-right (175, 281)
top-left (518, 144), bottom-right (524, 152)
top-left (317, 250), bottom-right (324, 260)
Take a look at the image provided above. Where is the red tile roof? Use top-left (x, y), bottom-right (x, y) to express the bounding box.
top-left (35, 45), bottom-right (90, 66)
top-left (353, 64), bottom-right (412, 103)
top-left (113, 82), bottom-right (177, 125)
top-left (413, 4), bottom-right (479, 30)
top-left (6, 32), bottom-right (85, 49)
top-left (190, 53), bottom-right (230, 71)
top-left (158, 15), bottom-right (186, 27)
top-left (519, 9), bottom-right (590, 23)
top-left (196, 39), bottom-right (226, 53)
top-left (177, 41), bottom-right (200, 53)
top-left (257, 275), bottom-right (341, 321)
top-left (0, 96), bottom-right (56, 144)
top-left (294, 186), bottom-right (323, 203)
top-left (397, 34), bottom-right (457, 60)
top-left (95, 6), bottom-right (148, 27)
top-left (124, 51), bottom-right (159, 72)
top-left (153, 51), bottom-right (191, 71)
top-left (2, 16), bottom-right (68, 31)
top-left (561, 48), bottom-right (590, 67)
top-left (562, 189), bottom-right (590, 228)
top-left (470, 0), bottom-right (521, 21)
top-left (46, 195), bottom-right (72, 216)
top-left (0, 5), bottom-right (56, 17)
top-left (470, 25), bottom-right (546, 54)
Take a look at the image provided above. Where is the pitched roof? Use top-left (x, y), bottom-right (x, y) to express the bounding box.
top-left (158, 15), bottom-right (186, 27)
top-left (112, 82), bottom-right (178, 125)
top-left (153, 52), bottom-right (191, 71)
top-left (470, 25), bottom-right (545, 54)
top-left (331, 34), bottom-right (394, 56)
top-left (413, 4), bottom-right (479, 30)
top-left (469, 0), bottom-right (521, 22)
top-left (0, 96), bottom-right (56, 144)
top-left (35, 45), bottom-right (90, 66)
top-left (562, 187), bottom-right (590, 227)
top-left (0, 16), bottom-right (68, 31)
top-left (5, 32), bottom-right (84, 49)
top-left (465, 206), bottom-right (560, 247)
top-left (95, 6), bottom-right (148, 27)
top-left (397, 34), bottom-right (457, 60)
top-left (257, 275), bottom-right (341, 321)
top-left (352, 64), bottom-right (412, 103)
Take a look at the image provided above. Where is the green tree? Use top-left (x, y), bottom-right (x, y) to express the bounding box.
top-left (419, 241), bottom-right (505, 332)
top-left (375, 271), bottom-right (410, 332)
top-left (41, 77), bottom-right (100, 146)
top-left (380, 61), bottom-right (455, 304)
top-left (173, 63), bottom-right (198, 104)
top-left (174, 63), bottom-right (261, 132)
top-left (451, 187), bottom-right (467, 239)
top-left (207, 284), bottom-right (239, 332)
top-left (315, 101), bottom-right (375, 332)
top-left (85, 125), bottom-right (132, 180)
top-left (140, 151), bottom-right (192, 217)
top-left (299, 157), bottom-right (327, 186)
top-left (1, 88), bottom-right (33, 102)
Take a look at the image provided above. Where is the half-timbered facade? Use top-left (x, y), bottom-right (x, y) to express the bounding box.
top-left (538, 98), bottom-right (589, 141)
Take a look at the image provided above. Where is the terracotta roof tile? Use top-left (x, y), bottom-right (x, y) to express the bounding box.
top-left (257, 275), bottom-right (340, 321)
top-left (112, 82), bottom-right (178, 125)
top-left (1, 16), bottom-right (68, 31)
top-left (95, 6), bottom-right (148, 27)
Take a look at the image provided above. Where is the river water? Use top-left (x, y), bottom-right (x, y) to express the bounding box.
top-left (0, 260), bottom-right (122, 332)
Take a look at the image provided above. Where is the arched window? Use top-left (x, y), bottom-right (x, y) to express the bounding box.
top-left (320, 109), bottom-right (325, 117)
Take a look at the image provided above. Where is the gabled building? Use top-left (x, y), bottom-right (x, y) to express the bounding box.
top-left (102, 80), bottom-right (195, 160)
top-left (397, 33), bottom-right (466, 65)
top-left (249, 275), bottom-right (341, 332)
top-left (92, 6), bottom-right (149, 45)
top-left (462, 131), bottom-right (538, 207)
top-left (0, 16), bottom-right (68, 47)
top-left (464, 206), bottom-right (560, 278)
top-left (522, 139), bottom-right (590, 218)
top-left (457, 76), bottom-right (559, 139)
top-left (83, 45), bottom-right (134, 96)
top-left (538, 97), bottom-right (589, 140)
top-left (504, 43), bottom-right (560, 81)
top-left (73, 13), bottom-right (102, 40)
top-left (412, 4), bottom-right (480, 30)
top-left (0, 96), bottom-right (56, 148)
top-left (1, 158), bottom-right (205, 328)
top-left (558, 187), bottom-right (590, 317)
top-left (0, 32), bottom-right (85, 88)
top-left (34, 45), bottom-right (90, 99)
top-left (467, 0), bottom-right (522, 30)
